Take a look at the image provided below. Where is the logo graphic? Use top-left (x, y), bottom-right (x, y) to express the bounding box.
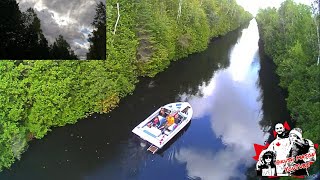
top-left (253, 121), bottom-right (318, 178)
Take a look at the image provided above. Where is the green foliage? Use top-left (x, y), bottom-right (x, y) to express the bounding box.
top-left (257, 0), bottom-right (320, 174)
top-left (0, 61), bottom-right (29, 171)
top-left (0, 60), bottom-right (137, 170)
top-left (107, 0), bottom-right (252, 77)
top-left (107, 1), bottom-right (138, 83)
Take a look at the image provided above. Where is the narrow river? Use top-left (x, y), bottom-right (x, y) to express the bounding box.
top-left (0, 19), bottom-right (290, 180)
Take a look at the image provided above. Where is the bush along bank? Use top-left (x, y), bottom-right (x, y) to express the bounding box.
top-left (107, 0), bottom-right (252, 77)
top-left (256, 0), bottom-right (320, 176)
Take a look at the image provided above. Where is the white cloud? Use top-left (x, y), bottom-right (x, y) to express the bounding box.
top-left (175, 147), bottom-right (249, 180)
top-left (16, 0), bottom-right (105, 59)
top-left (176, 20), bottom-right (268, 180)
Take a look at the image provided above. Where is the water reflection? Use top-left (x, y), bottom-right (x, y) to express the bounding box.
top-left (176, 19), bottom-right (266, 180)
top-left (176, 147), bottom-right (248, 180)
top-left (0, 19), bottom-right (273, 180)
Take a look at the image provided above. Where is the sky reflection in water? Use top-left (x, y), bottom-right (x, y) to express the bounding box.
top-left (176, 20), bottom-right (267, 180)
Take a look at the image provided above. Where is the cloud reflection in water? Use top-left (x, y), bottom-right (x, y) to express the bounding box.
top-left (176, 20), bottom-right (267, 180)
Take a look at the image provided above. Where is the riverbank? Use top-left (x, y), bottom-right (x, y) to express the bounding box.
top-left (256, 0), bottom-right (320, 175)
top-left (0, 0), bottom-right (252, 171)
top-left (1, 20), bottom-right (270, 179)
top-left (107, 0), bottom-right (252, 77)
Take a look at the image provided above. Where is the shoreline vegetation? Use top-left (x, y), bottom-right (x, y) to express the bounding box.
top-left (256, 0), bottom-right (320, 176)
top-left (0, 0), bottom-right (251, 171)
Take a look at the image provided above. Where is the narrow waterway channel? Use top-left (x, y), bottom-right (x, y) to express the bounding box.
top-left (0, 19), bottom-right (291, 180)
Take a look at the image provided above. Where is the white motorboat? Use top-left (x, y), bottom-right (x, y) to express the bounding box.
top-left (132, 102), bottom-right (193, 154)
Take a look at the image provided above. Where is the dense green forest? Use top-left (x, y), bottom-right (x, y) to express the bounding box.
top-left (256, 0), bottom-right (320, 176)
top-left (0, 60), bottom-right (135, 170)
top-left (0, 0), bottom-right (251, 171)
top-left (107, 0), bottom-right (252, 77)
top-left (0, 0), bottom-right (105, 60)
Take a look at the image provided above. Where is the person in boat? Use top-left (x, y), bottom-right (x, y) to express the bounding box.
top-left (172, 114), bottom-right (180, 130)
top-left (159, 108), bottom-right (166, 117)
top-left (152, 117), bottom-right (160, 127)
top-left (174, 114), bottom-right (182, 124)
top-left (167, 114), bottom-right (176, 126)
top-left (159, 113), bottom-right (177, 132)
top-left (147, 117), bottom-right (160, 128)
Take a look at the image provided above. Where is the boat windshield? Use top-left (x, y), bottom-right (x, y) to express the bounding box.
top-left (181, 106), bottom-right (190, 114)
top-left (177, 113), bottom-right (185, 121)
top-left (163, 108), bottom-right (171, 114)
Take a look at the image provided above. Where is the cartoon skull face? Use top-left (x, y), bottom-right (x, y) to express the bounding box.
top-left (275, 123), bottom-right (284, 134)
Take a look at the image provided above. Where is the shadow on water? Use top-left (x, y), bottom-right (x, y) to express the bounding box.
top-left (245, 38), bottom-right (292, 180)
top-left (256, 39), bottom-right (292, 140)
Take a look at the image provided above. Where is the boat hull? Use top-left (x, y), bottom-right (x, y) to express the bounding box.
top-left (132, 102), bottom-right (193, 150)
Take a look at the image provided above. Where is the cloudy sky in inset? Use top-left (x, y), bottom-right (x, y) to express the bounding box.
top-left (16, 0), bottom-right (105, 59)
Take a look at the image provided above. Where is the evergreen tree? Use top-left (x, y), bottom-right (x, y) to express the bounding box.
top-left (256, 0), bottom-right (320, 174)
top-left (87, 2), bottom-right (106, 60)
top-left (22, 8), bottom-right (50, 59)
top-left (0, 0), bottom-right (78, 60)
top-left (50, 35), bottom-right (78, 60)
top-left (0, 0), bottom-right (25, 59)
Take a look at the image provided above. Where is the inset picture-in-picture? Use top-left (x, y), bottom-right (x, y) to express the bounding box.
top-left (0, 0), bottom-right (106, 60)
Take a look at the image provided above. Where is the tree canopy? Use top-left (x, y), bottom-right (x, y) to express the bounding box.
top-left (0, 60), bottom-right (135, 171)
top-left (256, 0), bottom-right (320, 176)
top-left (107, 0), bottom-right (252, 77)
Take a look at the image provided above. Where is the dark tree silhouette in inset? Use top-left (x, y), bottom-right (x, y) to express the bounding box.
top-left (22, 8), bottom-right (50, 59)
top-left (0, 0), bottom-right (79, 60)
top-left (87, 2), bottom-right (106, 60)
top-left (0, 0), bottom-right (26, 59)
top-left (50, 35), bottom-right (78, 60)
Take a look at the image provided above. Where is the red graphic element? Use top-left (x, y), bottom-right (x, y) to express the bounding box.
top-left (284, 121), bottom-right (291, 130)
top-left (253, 122), bottom-right (318, 178)
top-left (253, 144), bottom-right (268, 161)
top-left (265, 142), bottom-right (270, 147)
top-left (159, 134), bottom-right (165, 145)
top-left (273, 130), bottom-right (277, 138)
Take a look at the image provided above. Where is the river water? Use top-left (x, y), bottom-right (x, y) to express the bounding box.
top-left (0, 19), bottom-right (291, 180)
